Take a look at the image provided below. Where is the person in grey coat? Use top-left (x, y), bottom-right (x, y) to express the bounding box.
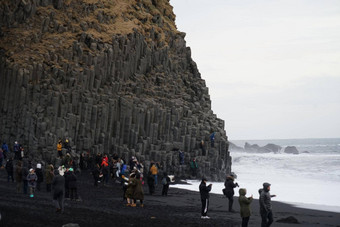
top-left (52, 169), bottom-right (65, 213)
top-left (259, 182), bottom-right (276, 227)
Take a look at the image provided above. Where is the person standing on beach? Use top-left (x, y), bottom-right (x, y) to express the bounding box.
top-left (2, 141), bottom-right (9, 159)
top-left (15, 161), bottom-right (23, 193)
top-left (224, 174), bottom-right (239, 212)
top-left (5, 158), bottom-right (14, 182)
top-left (149, 163), bottom-right (158, 185)
top-left (238, 188), bottom-right (253, 227)
top-left (26, 168), bottom-right (38, 198)
top-left (199, 177), bottom-right (212, 219)
top-left (259, 182), bottom-right (276, 227)
top-left (53, 170), bottom-right (65, 213)
top-left (45, 164), bottom-right (54, 192)
top-left (161, 172), bottom-right (171, 196)
top-left (36, 163), bottom-right (43, 191)
top-left (133, 173), bottom-right (144, 207)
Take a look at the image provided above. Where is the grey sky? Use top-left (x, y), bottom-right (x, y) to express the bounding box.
top-left (171, 0), bottom-right (340, 140)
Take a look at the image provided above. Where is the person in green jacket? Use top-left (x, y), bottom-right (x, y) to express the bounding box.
top-left (238, 188), bottom-right (253, 227)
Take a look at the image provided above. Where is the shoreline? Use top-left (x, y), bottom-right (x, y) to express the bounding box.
top-left (172, 179), bottom-right (340, 213)
top-left (1, 169), bottom-right (340, 227)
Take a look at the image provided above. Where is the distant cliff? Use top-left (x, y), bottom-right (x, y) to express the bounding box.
top-left (0, 0), bottom-right (231, 180)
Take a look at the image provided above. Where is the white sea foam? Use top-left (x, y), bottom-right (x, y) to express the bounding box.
top-left (172, 138), bottom-right (340, 213)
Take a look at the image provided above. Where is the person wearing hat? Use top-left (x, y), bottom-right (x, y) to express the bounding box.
top-left (26, 168), bottom-right (38, 198)
top-left (259, 182), bottom-right (276, 227)
top-left (224, 174), bottom-right (239, 212)
top-left (36, 163), bottom-right (44, 191)
top-left (238, 188), bottom-right (253, 227)
top-left (199, 177), bottom-right (212, 219)
top-left (125, 172), bottom-right (137, 207)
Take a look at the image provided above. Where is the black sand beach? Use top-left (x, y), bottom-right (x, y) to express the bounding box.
top-left (0, 169), bottom-right (339, 227)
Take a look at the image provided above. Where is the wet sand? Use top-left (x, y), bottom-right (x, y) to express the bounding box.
top-left (0, 169), bottom-right (339, 227)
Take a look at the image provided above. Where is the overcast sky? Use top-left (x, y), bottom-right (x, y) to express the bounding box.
top-left (171, 0), bottom-right (340, 140)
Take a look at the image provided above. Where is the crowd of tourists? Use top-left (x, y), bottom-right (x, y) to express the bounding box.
top-left (0, 139), bottom-right (175, 214)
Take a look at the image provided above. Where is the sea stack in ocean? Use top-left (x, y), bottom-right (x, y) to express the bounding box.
top-left (0, 0), bottom-right (231, 180)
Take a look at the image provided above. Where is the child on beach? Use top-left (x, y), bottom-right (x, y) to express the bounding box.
top-left (27, 168), bottom-right (38, 198)
top-left (238, 188), bottom-right (253, 227)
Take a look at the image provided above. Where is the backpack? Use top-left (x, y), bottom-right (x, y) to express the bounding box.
top-left (161, 177), bottom-right (167, 185)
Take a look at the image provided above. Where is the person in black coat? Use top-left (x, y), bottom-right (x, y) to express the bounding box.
top-left (52, 169), bottom-right (65, 213)
top-left (67, 168), bottom-right (78, 200)
top-left (64, 169), bottom-right (71, 199)
top-left (147, 172), bottom-right (155, 195)
top-left (5, 158), bottom-right (14, 182)
top-left (224, 174), bottom-right (239, 212)
top-left (161, 172), bottom-right (171, 196)
top-left (92, 164), bottom-right (101, 186)
top-left (22, 161), bottom-right (29, 194)
top-left (199, 177), bottom-right (212, 219)
top-left (36, 163), bottom-right (44, 191)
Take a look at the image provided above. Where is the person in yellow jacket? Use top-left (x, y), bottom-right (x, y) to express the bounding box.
top-left (149, 163), bottom-right (158, 185)
top-left (57, 140), bottom-right (63, 158)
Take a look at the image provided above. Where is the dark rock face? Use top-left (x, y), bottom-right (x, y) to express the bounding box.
top-left (0, 0), bottom-right (231, 181)
top-left (284, 146), bottom-right (299, 154)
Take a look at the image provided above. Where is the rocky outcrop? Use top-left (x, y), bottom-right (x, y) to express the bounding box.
top-left (230, 142), bottom-right (300, 154)
top-left (284, 146), bottom-right (299, 154)
top-left (0, 0), bottom-right (231, 180)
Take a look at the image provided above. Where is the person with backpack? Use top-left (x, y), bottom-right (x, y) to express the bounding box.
top-left (161, 172), bottom-right (171, 196)
top-left (224, 174), bottom-right (239, 212)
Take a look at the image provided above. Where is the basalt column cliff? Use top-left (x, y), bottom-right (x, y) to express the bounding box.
top-left (0, 0), bottom-right (231, 180)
